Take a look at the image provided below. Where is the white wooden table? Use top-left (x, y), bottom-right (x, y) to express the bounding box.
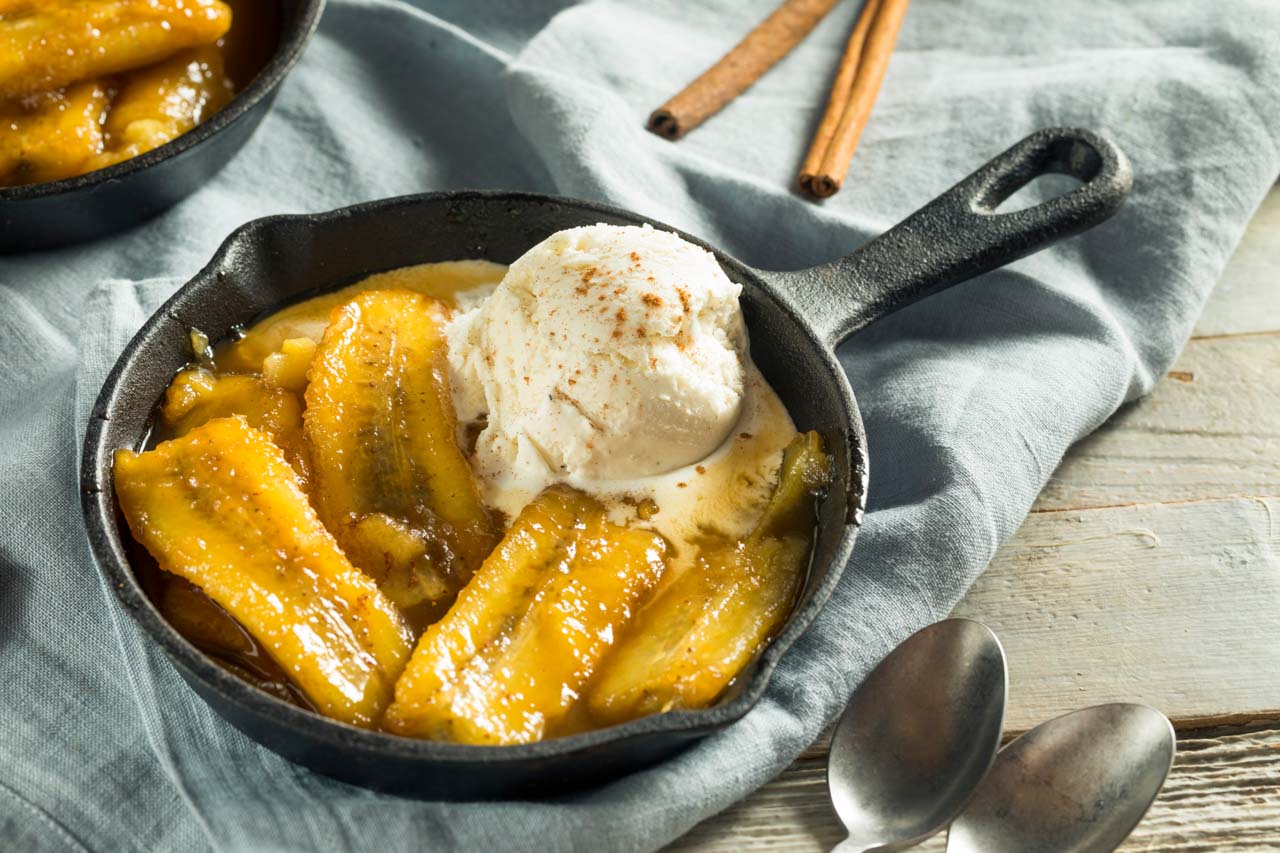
top-left (672, 186), bottom-right (1280, 851)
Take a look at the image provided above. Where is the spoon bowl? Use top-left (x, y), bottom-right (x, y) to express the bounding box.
top-left (947, 703), bottom-right (1176, 853)
top-left (828, 618), bottom-right (1008, 852)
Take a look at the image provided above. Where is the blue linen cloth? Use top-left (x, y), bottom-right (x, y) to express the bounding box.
top-left (2, 1), bottom-right (1279, 850)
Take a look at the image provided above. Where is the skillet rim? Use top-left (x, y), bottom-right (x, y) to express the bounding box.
top-left (79, 189), bottom-right (867, 765)
top-left (0, 0), bottom-right (327, 203)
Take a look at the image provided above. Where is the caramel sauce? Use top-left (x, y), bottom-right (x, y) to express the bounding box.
top-left (220, 0), bottom-right (283, 89)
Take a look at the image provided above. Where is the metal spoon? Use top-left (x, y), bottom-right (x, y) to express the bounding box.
top-left (947, 703), bottom-right (1175, 853)
top-left (827, 618), bottom-right (1007, 852)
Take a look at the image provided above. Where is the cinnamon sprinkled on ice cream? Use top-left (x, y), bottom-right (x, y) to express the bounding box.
top-left (446, 223), bottom-right (795, 544)
top-left (448, 223), bottom-right (746, 481)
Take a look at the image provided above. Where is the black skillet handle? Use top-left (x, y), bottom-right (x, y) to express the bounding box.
top-left (775, 128), bottom-right (1132, 349)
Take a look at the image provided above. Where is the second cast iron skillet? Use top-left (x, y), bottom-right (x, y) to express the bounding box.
top-left (81, 127), bottom-right (1131, 799)
top-left (0, 0), bottom-right (326, 253)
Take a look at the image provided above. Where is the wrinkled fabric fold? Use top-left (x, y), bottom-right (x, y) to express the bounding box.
top-left (2, 1), bottom-right (1278, 850)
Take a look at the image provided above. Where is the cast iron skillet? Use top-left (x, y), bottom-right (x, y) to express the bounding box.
top-left (81, 127), bottom-right (1131, 799)
top-left (0, 0), bottom-right (325, 254)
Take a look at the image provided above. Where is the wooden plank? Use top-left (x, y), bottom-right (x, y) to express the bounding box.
top-left (1119, 728), bottom-right (1280, 850)
top-left (953, 496), bottom-right (1280, 733)
top-left (967, 186), bottom-right (1280, 733)
top-left (1034, 334), bottom-right (1280, 512)
top-left (1194, 185), bottom-right (1280, 337)
top-left (1038, 186), bottom-right (1280, 512)
top-left (670, 727), bottom-right (1280, 851)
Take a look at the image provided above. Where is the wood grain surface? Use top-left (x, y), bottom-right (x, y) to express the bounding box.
top-left (672, 186), bottom-right (1280, 851)
top-left (672, 728), bottom-right (1280, 851)
top-left (956, 496), bottom-right (1280, 733)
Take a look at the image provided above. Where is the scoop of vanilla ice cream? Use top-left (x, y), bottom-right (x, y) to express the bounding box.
top-left (447, 223), bottom-right (747, 493)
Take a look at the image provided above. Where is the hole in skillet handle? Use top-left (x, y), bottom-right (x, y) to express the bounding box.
top-left (934, 128), bottom-right (1132, 268)
top-left (973, 131), bottom-right (1108, 213)
top-left (990, 174), bottom-right (1083, 215)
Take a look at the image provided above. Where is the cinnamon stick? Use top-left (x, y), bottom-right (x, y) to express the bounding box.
top-left (648, 0), bottom-right (841, 141)
top-left (806, 0), bottom-right (911, 198)
top-left (797, 0), bottom-right (883, 193)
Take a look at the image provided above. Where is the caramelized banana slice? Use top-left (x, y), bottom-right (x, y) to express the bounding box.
top-left (261, 337), bottom-right (317, 393)
top-left (384, 487), bottom-right (668, 744)
top-left (383, 488), bottom-right (579, 733)
top-left (160, 367), bottom-right (310, 481)
top-left (216, 261), bottom-right (505, 374)
top-left (588, 431), bottom-right (830, 722)
top-left (304, 290), bottom-right (497, 607)
top-left (158, 576), bottom-right (315, 710)
top-left (589, 536), bottom-right (810, 721)
top-left (749, 430), bottom-right (832, 540)
top-left (113, 416), bottom-right (414, 727)
top-left (0, 80), bottom-right (107, 187)
top-left (0, 0), bottom-right (232, 100)
top-left (92, 45), bottom-right (234, 169)
top-left (340, 512), bottom-right (459, 612)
